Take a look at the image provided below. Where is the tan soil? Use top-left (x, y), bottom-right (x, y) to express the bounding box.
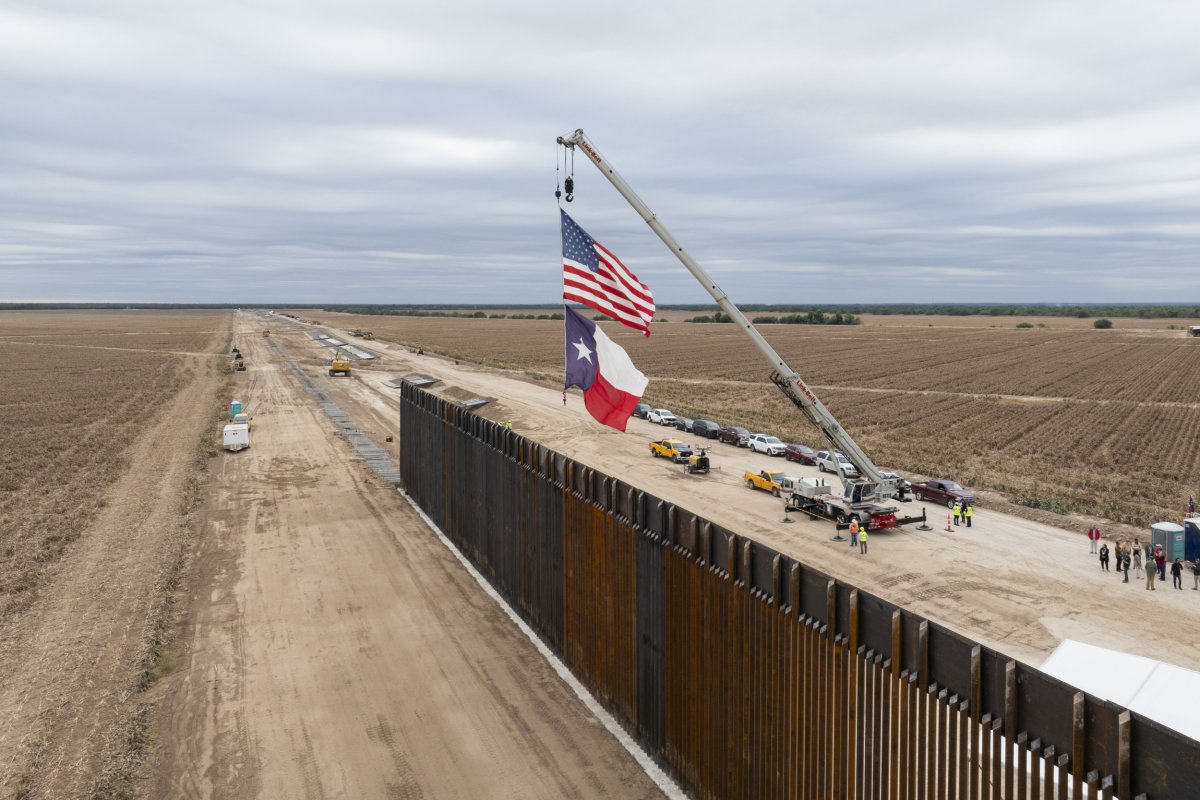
top-left (146, 315), bottom-right (666, 799)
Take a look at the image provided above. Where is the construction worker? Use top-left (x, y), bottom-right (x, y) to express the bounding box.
top-left (952, 500), bottom-right (961, 526)
top-left (858, 525), bottom-right (868, 554)
top-left (848, 518), bottom-right (859, 548)
top-left (964, 504), bottom-right (973, 528)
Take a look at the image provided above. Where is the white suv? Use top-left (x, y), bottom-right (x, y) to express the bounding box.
top-left (748, 434), bottom-right (785, 456)
top-left (647, 408), bottom-right (677, 425)
top-left (816, 450), bottom-right (860, 478)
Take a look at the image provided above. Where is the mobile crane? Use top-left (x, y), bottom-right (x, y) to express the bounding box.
top-left (557, 129), bottom-right (924, 531)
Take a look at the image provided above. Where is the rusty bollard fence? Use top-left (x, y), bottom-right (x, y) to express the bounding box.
top-left (400, 382), bottom-right (1193, 799)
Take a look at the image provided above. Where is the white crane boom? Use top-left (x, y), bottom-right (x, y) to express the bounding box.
top-left (557, 128), bottom-right (899, 503)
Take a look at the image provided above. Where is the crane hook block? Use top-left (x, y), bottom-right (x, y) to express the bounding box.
top-left (564, 176), bottom-right (574, 202)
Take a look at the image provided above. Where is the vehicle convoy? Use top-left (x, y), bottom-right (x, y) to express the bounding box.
top-left (718, 426), bottom-right (751, 446)
top-left (329, 353), bottom-right (352, 377)
top-left (744, 469), bottom-right (797, 497)
top-left (558, 129), bottom-right (918, 531)
top-left (650, 438), bottom-right (693, 462)
top-left (911, 479), bottom-right (975, 507)
top-left (748, 434), bottom-right (785, 456)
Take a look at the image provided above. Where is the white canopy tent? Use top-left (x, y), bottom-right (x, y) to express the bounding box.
top-left (1041, 639), bottom-right (1200, 741)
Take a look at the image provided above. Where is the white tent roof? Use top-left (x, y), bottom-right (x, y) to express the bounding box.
top-left (1042, 639), bottom-right (1200, 741)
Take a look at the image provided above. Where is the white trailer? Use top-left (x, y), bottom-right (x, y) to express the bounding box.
top-left (223, 423), bottom-right (250, 452)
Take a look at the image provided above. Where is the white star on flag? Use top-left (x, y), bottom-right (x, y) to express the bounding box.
top-left (572, 338), bottom-right (593, 363)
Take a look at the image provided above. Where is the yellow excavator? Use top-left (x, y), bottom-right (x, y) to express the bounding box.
top-left (328, 352), bottom-right (352, 377)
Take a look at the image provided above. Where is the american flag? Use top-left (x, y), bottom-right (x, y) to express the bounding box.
top-left (561, 210), bottom-right (654, 336)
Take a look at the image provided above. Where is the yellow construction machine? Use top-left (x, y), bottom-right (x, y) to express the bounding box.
top-left (329, 352), bottom-right (352, 377)
top-left (261, 329), bottom-right (270, 337)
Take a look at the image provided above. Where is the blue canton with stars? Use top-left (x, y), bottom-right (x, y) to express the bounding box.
top-left (561, 210), bottom-right (600, 272)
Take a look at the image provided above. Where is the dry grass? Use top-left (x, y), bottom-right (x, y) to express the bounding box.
top-left (312, 310), bottom-right (1200, 526)
top-left (0, 310), bottom-right (230, 619)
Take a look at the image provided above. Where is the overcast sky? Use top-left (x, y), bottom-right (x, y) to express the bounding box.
top-left (3, 1), bottom-right (1199, 304)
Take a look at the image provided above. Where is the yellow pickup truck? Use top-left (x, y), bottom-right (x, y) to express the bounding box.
top-left (743, 469), bottom-right (798, 497)
top-left (649, 438), bottom-right (694, 463)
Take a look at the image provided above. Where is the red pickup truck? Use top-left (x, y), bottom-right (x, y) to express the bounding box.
top-left (911, 479), bottom-right (976, 507)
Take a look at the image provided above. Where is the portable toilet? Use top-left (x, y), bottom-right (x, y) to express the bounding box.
top-left (1151, 522), bottom-right (1186, 562)
top-left (230, 399), bottom-right (243, 417)
top-left (1186, 519), bottom-right (1200, 562)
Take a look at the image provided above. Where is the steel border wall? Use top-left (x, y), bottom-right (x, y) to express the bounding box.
top-left (400, 382), bottom-right (1193, 799)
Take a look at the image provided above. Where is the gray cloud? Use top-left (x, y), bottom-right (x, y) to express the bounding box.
top-left (3, 0), bottom-right (1200, 303)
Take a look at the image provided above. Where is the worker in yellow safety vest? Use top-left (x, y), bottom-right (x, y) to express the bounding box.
top-left (952, 500), bottom-right (962, 526)
top-left (964, 503), bottom-right (973, 528)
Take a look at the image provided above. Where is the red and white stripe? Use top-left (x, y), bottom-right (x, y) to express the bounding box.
top-left (563, 244), bottom-right (655, 336)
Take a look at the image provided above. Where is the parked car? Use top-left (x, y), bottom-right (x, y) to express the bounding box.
top-left (633, 402), bottom-right (652, 419)
top-left (815, 450), bottom-right (860, 478)
top-left (910, 478), bottom-right (975, 507)
top-left (674, 417), bottom-right (694, 432)
top-left (647, 408), bottom-right (677, 425)
top-left (717, 426), bottom-right (751, 446)
top-left (691, 420), bottom-right (721, 439)
top-left (748, 434), bottom-right (786, 456)
top-left (784, 444), bottom-right (817, 465)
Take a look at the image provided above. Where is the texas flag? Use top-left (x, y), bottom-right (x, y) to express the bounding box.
top-left (564, 306), bottom-right (648, 432)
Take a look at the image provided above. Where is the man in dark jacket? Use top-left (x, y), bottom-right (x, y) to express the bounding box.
top-left (1099, 543), bottom-right (1109, 571)
top-left (1171, 559), bottom-right (1184, 590)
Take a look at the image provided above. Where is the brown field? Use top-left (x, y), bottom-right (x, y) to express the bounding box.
top-left (0, 310), bottom-right (229, 618)
top-left (0, 309), bottom-right (230, 796)
top-left (308, 310), bottom-right (1200, 526)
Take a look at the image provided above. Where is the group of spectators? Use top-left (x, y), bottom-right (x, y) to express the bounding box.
top-left (1088, 526), bottom-right (1200, 590)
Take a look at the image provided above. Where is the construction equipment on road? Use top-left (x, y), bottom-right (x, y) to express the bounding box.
top-left (261, 330), bottom-right (271, 338)
top-left (329, 352), bottom-right (352, 377)
top-left (234, 360), bottom-right (246, 371)
top-left (559, 129), bottom-right (909, 531)
top-left (685, 447), bottom-right (711, 475)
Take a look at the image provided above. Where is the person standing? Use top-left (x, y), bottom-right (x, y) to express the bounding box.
top-left (1171, 559), bottom-right (1184, 589)
top-left (964, 503), bottom-right (973, 528)
top-left (1088, 527), bottom-right (1099, 553)
top-left (1114, 543), bottom-right (1126, 578)
top-left (848, 518), bottom-right (859, 548)
top-left (952, 501), bottom-right (961, 526)
top-left (1121, 551), bottom-right (1130, 583)
top-left (859, 526), bottom-right (868, 555)
top-left (1146, 563), bottom-right (1157, 590)
top-left (1099, 543), bottom-right (1110, 571)
top-left (1132, 547), bottom-right (1143, 580)
top-left (1192, 559), bottom-right (1200, 590)
top-left (1155, 547), bottom-right (1167, 582)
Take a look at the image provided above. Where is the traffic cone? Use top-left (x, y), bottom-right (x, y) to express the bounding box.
top-left (946, 514), bottom-right (953, 532)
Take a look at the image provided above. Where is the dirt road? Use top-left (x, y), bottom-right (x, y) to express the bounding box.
top-left (149, 317), bottom-right (667, 798)
top-left (306, 318), bottom-right (1200, 674)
